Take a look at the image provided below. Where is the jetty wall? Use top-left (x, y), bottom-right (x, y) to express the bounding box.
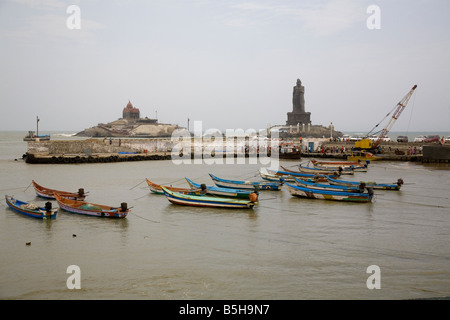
top-left (25, 137), bottom-right (448, 164)
top-left (422, 145), bottom-right (450, 163)
top-left (27, 138), bottom-right (174, 155)
top-left (25, 138), bottom-right (175, 164)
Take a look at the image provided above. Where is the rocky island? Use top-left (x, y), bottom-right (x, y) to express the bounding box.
top-left (75, 101), bottom-right (182, 138)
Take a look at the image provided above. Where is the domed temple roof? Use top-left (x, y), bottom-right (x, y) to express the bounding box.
top-left (123, 100), bottom-right (140, 119)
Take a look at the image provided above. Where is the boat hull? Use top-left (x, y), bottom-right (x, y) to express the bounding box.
top-left (327, 177), bottom-right (402, 190)
top-left (146, 179), bottom-right (196, 195)
top-left (286, 183), bottom-right (373, 202)
top-left (297, 165), bottom-right (354, 175)
top-left (294, 178), bottom-right (362, 193)
top-left (32, 180), bottom-right (86, 200)
top-left (258, 169), bottom-right (297, 182)
top-left (55, 194), bottom-right (128, 218)
top-left (267, 167), bottom-right (335, 182)
top-left (5, 195), bottom-right (57, 219)
top-left (185, 178), bottom-right (253, 199)
top-left (162, 187), bottom-right (256, 209)
top-left (209, 174), bottom-right (282, 191)
top-left (313, 164), bottom-right (368, 172)
top-left (311, 159), bottom-right (367, 167)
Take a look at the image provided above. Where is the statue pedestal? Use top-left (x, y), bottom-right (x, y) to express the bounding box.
top-left (286, 112), bottom-right (311, 126)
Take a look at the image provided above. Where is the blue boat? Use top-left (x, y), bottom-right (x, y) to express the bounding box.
top-left (327, 176), bottom-right (404, 191)
top-left (286, 183), bottom-right (373, 202)
top-left (267, 167), bottom-right (337, 182)
top-left (297, 164), bottom-right (355, 175)
top-left (293, 178), bottom-right (363, 193)
top-left (185, 178), bottom-right (254, 199)
top-left (5, 195), bottom-right (57, 219)
top-left (209, 173), bottom-right (282, 191)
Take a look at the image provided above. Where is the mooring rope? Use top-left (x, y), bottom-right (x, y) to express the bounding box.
top-left (129, 211), bottom-right (160, 223)
top-left (130, 179), bottom-right (146, 190)
top-left (0, 184), bottom-right (31, 192)
top-left (376, 197), bottom-right (449, 209)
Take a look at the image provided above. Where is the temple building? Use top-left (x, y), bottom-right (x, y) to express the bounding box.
top-left (123, 101), bottom-right (140, 120)
top-left (75, 100), bottom-right (181, 137)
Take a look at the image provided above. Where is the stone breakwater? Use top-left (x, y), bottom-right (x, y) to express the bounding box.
top-left (25, 138), bottom-right (174, 164)
top-left (24, 138), bottom-right (449, 164)
top-left (27, 138), bottom-right (173, 155)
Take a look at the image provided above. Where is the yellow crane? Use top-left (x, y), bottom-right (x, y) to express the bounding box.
top-left (354, 85), bottom-right (417, 152)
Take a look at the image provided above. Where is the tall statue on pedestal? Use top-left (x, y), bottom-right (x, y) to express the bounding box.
top-left (286, 78), bottom-right (311, 126)
top-left (292, 79), bottom-right (305, 113)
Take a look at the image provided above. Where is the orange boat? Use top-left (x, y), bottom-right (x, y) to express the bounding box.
top-left (55, 193), bottom-right (129, 218)
top-left (32, 180), bottom-right (86, 200)
top-left (145, 179), bottom-right (198, 195)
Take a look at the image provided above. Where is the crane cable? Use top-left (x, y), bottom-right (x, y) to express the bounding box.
top-left (366, 102), bottom-right (398, 137)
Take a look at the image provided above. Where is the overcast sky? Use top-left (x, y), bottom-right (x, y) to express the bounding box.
top-left (1, 0), bottom-right (449, 133)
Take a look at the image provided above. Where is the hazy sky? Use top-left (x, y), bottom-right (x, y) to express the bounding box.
top-left (1, 0), bottom-right (449, 133)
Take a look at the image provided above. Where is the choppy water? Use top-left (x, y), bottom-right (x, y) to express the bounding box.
top-left (0, 132), bottom-right (449, 300)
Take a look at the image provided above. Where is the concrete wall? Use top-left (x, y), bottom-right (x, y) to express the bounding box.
top-left (422, 145), bottom-right (450, 163)
top-left (27, 138), bottom-right (175, 155)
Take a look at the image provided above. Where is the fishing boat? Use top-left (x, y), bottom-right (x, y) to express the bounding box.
top-left (327, 176), bottom-right (404, 191)
top-left (286, 183), bottom-right (373, 203)
top-left (282, 165), bottom-right (341, 177)
top-left (293, 178), bottom-right (363, 193)
top-left (54, 193), bottom-right (129, 218)
top-left (297, 164), bottom-right (354, 175)
top-left (209, 173), bottom-right (282, 191)
top-left (258, 168), bottom-right (297, 182)
top-left (32, 180), bottom-right (86, 200)
top-left (162, 187), bottom-right (258, 209)
top-left (24, 117), bottom-right (50, 141)
top-left (185, 178), bottom-right (254, 199)
top-left (23, 131), bottom-right (51, 141)
top-left (311, 159), bottom-right (369, 167)
top-left (267, 167), bottom-right (338, 182)
top-left (310, 160), bottom-right (368, 172)
top-left (146, 179), bottom-right (196, 195)
top-left (5, 195), bottom-right (57, 219)
top-left (313, 163), bottom-right (368, 173)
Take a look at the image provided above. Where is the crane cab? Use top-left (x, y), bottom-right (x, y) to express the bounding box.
top-left (354, 139), bottom-right (374, 150)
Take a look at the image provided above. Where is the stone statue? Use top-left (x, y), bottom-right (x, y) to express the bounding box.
top-left (286, 78), bottom-right (311, 126)
top-left (292, 79), bottom-right (305, 113)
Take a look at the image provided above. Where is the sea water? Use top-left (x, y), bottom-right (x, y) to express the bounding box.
top-left (0, 131), bottom-right (449, 300)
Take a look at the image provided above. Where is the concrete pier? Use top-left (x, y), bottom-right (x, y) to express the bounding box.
top-left (24, 138), bottom-right (448, 164)
top-left (422, 145), bottom-right (450, 163)
top-left (25, 152), bottom-right (171, 164)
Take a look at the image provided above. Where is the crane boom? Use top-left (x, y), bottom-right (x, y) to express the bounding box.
top-left (373, 85), bottom-right (417, 148)
top-left (354, 85), bottom-right (418, 152)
